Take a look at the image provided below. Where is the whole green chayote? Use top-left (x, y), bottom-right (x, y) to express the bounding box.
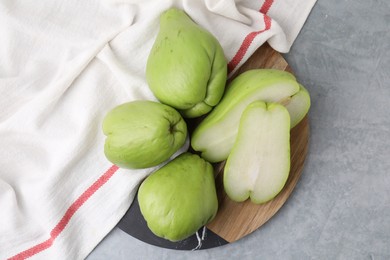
top-left (138, 152), bottom-right (218, 241)
top-left (146, 8), bottom-right (227, 118)
top-left (102, 100), bottom-right (187, 169)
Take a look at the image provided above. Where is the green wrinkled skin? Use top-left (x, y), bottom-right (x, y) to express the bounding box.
top-left (102, 100), bottom-right (187, 169)
top-left (138, 153), bottom-right (218, 242)
top-left (146, 8), bottom-right (227, 118)
top-left (191, 69), bottom-right (311, 163)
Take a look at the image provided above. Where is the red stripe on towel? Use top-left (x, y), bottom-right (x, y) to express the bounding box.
top-left (8, 165), bottom-right (119, 260)
top-left (260, 0), bottom-right (274, 13)
top-left (9, 1), bottom-right (276, 258)
top-left (228, 0), bottom-right (274, 73)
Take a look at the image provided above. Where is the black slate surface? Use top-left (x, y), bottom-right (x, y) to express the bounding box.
top-left (118, 193), bottom-right (228, 250)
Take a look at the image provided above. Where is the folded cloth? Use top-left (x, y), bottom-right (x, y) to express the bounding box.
top-left (0, 0), bottom-right (316, 259)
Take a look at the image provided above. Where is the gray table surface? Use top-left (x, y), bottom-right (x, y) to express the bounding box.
top-left (88, 1), bottom-right (390, 259)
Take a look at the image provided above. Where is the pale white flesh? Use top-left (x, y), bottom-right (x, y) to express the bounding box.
top-left (223, 101), bottom-right (291, 204)
top-left (193, 83), bottom-right (309, 163)
top-left (284, 84), bottom-right (310, 128)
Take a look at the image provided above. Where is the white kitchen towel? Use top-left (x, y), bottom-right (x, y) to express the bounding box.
top-left (0, 0), bottom-right (317, 259)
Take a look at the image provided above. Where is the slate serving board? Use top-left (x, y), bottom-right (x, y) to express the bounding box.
top-left (118, 43), bottom-right (310, 250)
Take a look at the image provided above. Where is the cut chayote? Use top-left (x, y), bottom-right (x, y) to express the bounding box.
top-left (191, 69), bottom-right (310, 163)
top-left (224, 101), bottom-right (291, 204)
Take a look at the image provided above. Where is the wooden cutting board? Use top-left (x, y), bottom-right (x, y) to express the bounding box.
top-left (118, 43), bottom-right (309, 249)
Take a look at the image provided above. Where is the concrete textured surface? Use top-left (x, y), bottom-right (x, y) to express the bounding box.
top-left (88, 0), bottom-right (390, 259)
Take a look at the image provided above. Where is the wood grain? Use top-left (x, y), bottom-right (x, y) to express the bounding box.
top-left (206, 43), bottom-right (309, 243)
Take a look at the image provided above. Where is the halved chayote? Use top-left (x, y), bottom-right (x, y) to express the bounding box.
top-left (191, 69), bottom-right (310, 163)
